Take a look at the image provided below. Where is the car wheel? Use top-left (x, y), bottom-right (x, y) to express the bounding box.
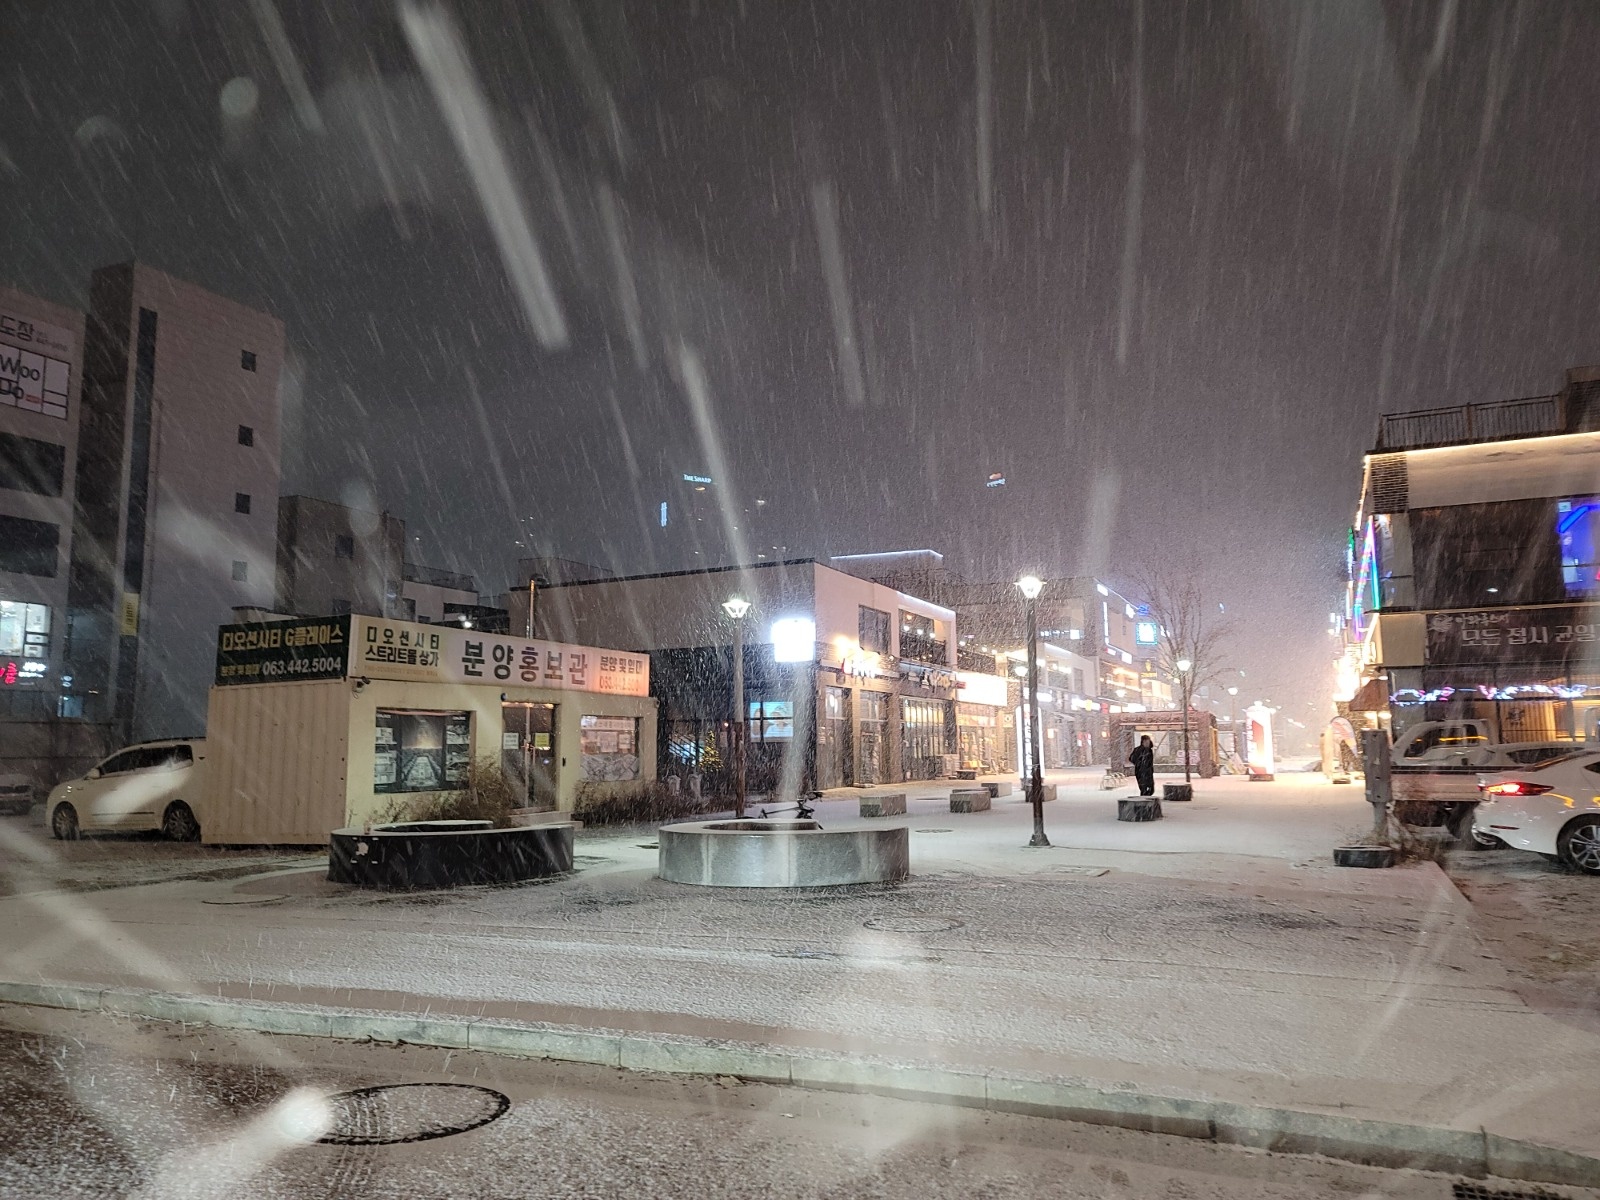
top-left (1557, 815), bottom-right (1600, 875)
top-left (51, 803), bottom-right (79, 841)
top-left (1464, 826), bottom-right (1504, 851)
top-left (161, 801), bottom-right (200, 843)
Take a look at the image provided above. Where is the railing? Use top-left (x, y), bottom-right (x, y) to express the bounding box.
top-left (403, 562), bottom-right (478, 592)
top-left (1375, 393), bottom-right (1562, 451)
top-left (899, 635), bottom-right (949, 666)
top-left (957, 648), bottom-right (997, 674)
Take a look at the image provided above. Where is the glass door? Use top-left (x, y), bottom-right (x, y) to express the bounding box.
top-left (501, 702), bottom-right (558, 809)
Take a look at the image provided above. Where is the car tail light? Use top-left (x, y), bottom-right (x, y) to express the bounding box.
top-left (1481, 781), bottom-right (1553, 797)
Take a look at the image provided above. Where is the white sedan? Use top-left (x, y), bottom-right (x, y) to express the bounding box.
top-left (1474, 750), bottom-right (1600, 873)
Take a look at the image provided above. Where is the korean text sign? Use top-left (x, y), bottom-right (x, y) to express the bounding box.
top-left (351, 617), bottom-right (649, 695)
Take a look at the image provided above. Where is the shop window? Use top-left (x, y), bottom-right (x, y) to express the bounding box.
top-left (747, 699), bottom-right (794, 741)
top-left (0, 600), bottom-right (49, 658)
top-left (580, 714), bottom-right (640, 781)
top-left (0, 433), bottom-right (65, 498)
top-left (0, 516), bottom-right (58, 577)
top-left (374, 709), bottom-right (470, 793)
top-left (859, 606), bottom-right (890, 654)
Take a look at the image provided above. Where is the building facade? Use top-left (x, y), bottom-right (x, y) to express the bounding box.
top-left (534, 559), bottom-right (963, 790)
top-left (0, 286), bottom-right (83, 720)
top-left (1342, 368), bottom-right (1600, 742)
top-left (67, 262), bottom-right (284, 742)
top-left (276, 494), bottom-right (406, 619)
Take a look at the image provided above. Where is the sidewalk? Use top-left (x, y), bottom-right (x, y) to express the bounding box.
top-left (2, 773), bottom-right (1598, 1183)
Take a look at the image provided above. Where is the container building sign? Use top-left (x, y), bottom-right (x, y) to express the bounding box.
top-left (1426, 605), bottom-right (1600, 667)
top-left (350, 617), bottom-right (649, 695)
top-left (215, 616), bottom-right (351, 685)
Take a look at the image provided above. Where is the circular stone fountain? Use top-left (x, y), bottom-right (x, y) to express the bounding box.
top-left (657, 819), bottom-right (910, 888)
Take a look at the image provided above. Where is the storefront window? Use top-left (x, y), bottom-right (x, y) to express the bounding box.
top-left (902, 697), bottom-right (953, 780)
top-left (747, 699), bottom-right (794, 741)
top-left (580, 714), bottom-right (641, 780)
top-left (859, 606), bottom-right (890, 653)
top-left (374, 709), bottom-right (470, 793)
top-left (0, 600), bottom-right (49, 657)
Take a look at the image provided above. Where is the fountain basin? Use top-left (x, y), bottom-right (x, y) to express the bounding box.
top-left (657, 818), bottom-right (909, 888)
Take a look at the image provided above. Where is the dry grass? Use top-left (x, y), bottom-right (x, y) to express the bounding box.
top-left (374, 758), bottom-right (521, 828)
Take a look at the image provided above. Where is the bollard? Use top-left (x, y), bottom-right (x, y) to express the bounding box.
top-left (1360, 729), bottom-right (1391, 838)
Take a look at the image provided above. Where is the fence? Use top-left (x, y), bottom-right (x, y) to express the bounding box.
top-left (1375, 393), bottom-right (1562, 451)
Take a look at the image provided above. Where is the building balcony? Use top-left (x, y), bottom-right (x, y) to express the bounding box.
top-left (899, 635), bottom-right (949, 667)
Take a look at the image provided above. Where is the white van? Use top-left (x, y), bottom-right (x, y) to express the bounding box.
top-left (45, 739), bottom-right (207, 841)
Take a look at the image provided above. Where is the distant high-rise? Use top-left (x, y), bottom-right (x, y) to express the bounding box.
top-left (654, 469), bottom-right (781, 569)
top-left (67, 263), bottom-right (284, 740)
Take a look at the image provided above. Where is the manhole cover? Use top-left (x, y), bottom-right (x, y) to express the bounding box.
top-left (318, 1083), bottom-right (510, 1145)
top-left (1051, 866), bottom-right (1109, 877)
top-left (201, 894), bottom-right (287, 906)
top-left (863, 915), bottom-right (963, 933)
top-left (913, 828), bottom-right (953, 834)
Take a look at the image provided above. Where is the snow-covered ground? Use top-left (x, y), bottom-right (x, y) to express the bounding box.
top-left (1, 772), bottom-right (1597, 1158)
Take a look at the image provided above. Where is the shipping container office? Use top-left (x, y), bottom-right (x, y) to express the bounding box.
top-left (201, 614), bottom-right (655, 845)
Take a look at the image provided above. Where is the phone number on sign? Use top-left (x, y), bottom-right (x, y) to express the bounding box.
top-left (258, 656), bottom-right (344, 678)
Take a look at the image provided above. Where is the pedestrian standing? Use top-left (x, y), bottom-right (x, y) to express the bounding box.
top-left (1129, 735), bottom-right (1156, 797)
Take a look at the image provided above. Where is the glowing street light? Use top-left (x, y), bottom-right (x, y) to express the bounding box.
top-left (1016, 574), bottom-right (1048, 847)
top-left (1175, 658), bottom-right (1194, 783)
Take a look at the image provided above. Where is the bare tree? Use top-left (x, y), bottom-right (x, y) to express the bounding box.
top-left (1131, 567), bottom-right (1236, 783)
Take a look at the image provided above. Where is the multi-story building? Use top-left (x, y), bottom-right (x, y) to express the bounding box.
top-left (1343, 367), bottom-right (1600, 742)
top-left (653, 469), bottom-right (781, 569)
top-left (66, 262), bottom-right (284, 741)
top-left (276, 494), bottom-right (406, 619)
top-left (534, 559), bottom-right (962, 788)
top-left (0, 286), bottom-right (84, 749)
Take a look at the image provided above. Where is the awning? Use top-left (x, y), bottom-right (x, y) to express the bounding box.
top-left (1349, 678), bottom-right (1389, 712)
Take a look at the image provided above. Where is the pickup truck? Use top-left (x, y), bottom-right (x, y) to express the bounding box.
top-left (1390, 741), bottom-right (1579, 837)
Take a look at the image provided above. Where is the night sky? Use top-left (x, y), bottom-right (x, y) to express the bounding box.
top-left (8, 0), bottom-right (1600, 726)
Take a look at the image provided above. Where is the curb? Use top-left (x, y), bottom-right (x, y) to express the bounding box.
top-left (2, 980), bottom-right (1596, 1188)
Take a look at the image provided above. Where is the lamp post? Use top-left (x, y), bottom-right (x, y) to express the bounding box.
top-left (1017, 574), bottom-right (1049, 847)
top-left (1176, 657), bottom-right (1193, 783)
top-left (723, 597), bottom-right (751, 818)
top-left (1227, 685), bottom-right (1239, 763)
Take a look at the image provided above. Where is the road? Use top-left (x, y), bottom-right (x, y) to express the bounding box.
top-left (0, 1004), bottom-right (1544, 1200)
top-left (1, 772), bottom-right (1598, 1162)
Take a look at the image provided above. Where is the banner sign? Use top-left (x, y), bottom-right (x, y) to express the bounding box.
top-left (1425, 605), bottom-right (1600, 667)
top-left (350, 617), bottom-right (649, 695)
top-left (215, 616), bottom-right (350, 685)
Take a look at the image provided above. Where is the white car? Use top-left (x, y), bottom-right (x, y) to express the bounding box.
top-left (45, 739), bottom-right (207, 842)
top-left (1474, 750), bottom-right (1600, 873)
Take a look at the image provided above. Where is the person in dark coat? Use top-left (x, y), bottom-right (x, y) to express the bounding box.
top-left (1128, 735), bottom-right (1156, 796)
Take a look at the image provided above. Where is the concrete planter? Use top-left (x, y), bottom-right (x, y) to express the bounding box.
top-left (658, 819), bottom-right (909, 888)
top-left (328, 820), bottom-right (575, 889)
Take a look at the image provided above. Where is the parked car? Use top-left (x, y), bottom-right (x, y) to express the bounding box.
top-left (45, 739), bottom-right (207, 842)
top-left (0, 772), bottom-right (36, 816)
top-left (1473, 749), bottom-right (1600, 873)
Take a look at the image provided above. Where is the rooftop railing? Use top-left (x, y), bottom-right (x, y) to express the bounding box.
top-left (1374, 393), bottom-right (1562, 451)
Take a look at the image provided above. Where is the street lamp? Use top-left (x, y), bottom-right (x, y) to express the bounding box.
top-left (1227, 685), bottom-right (1239, 761)
top-left (1176, 657), bottom-right (1193, 784)
top-left (1017, 574), bottom-right (1049, 847)
top-left (723, 597), bottom-right (751, 817)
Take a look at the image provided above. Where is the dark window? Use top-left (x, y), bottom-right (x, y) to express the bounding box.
top-left (1410, 500), bottom-right (1561, 608)
top-left (237, 425), bottom-right (254, 446)
top-left (240, 350), bottom-right (256, 371)
top-left (334, 534), bottom-right (355, 559)
top-left (234, 492), bottom-right (251, 514)
top-left (0, 516), bottom-right (59, 577)
top-left (858, 606), bottom-right (890, 653)
top-left (0, 434), bottom-right (66, 498)
top-left (231, 560), bottom-right (248, 582)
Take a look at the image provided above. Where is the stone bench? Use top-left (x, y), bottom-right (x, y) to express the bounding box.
top-left (1015, 783), bottom-right (1057, 802)
top-left (1163, 783), bottom-right (1194, 802)
top-left (950, 788), bottom-right (992, 813)
top-left (1117, 797), bottom-right (1163, 822)
top-left (859, 792), bottom-right (907, 818)
top-left (982, 781), bottom-right (1014, 799)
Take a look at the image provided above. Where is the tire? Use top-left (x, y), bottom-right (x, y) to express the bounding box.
top-left (161, 801), bottom-right (200, 843)
top-left (1334, 844), bottom-right (1397, 869)
top-left (1557, 815), bottom-right (1600, 875)
top-left (51, 803), bottom-right (79, 841)
top-left (1464, 826), bottom-right (1504, 851)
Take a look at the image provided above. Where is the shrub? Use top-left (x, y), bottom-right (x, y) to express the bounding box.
top-left (374, 758), bottom-right (521, 828)
top-left (573, 780), bottom-right (710, 826)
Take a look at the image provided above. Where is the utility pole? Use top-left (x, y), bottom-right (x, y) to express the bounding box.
top-left (1018, 575), bottom-right (1049, 847)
